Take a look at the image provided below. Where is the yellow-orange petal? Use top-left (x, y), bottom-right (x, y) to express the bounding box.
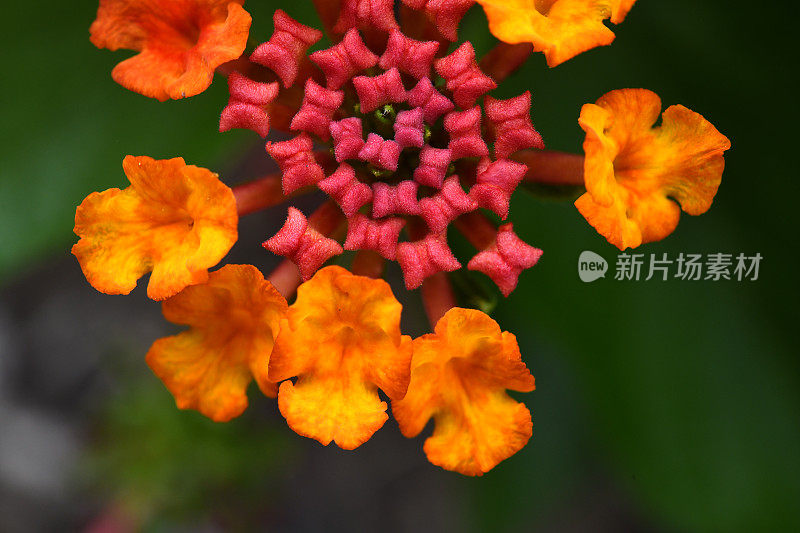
top-left (146, 264), bottom-right (288, 422)
top-left (475, 0), bottom-right (636, 67)
top-left (72, 155), bottom-right (238, 301)
top-left (269, 266), bottom-right (413, 449)
top-left (576, 88), bottom-right (731, 250)
top-left (90, 0), bottom-right (251, 101)
top-left (392, 308), bottom-right (535, 476)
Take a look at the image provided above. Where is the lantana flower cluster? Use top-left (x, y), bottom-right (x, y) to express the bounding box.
top-left (74, 0), bottom-right (730, 475)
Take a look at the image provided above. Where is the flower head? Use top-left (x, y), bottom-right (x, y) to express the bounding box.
top-left (575, 89), bottom-right (731, 250)
top-left (146, 264), bottom-right (288, 421)
top-left (72, 155), bottom-right (238, 300)
top-left (230, 9), bottom-right (544, 294)
top-left (475, 0), bottom-right (637, 67)
top-left (90, 0), bottom-right (252, 100)
top-left (393, 307), bottom-right (535, 475)
top-left (268, 266), bottom-right (413, 449)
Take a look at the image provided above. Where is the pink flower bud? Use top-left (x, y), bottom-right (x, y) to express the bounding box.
top-left (444, 107), bottom-right (489, 159)
top-left (330, 117), bottom-right (366, 162)
top-left (250, 10), bottom-right (322, 88)
top-left (352, 68), bottom-right (406, 113)
top-left (344, 214), bottom-right (405, 260)
top-left (407, 78), bottom-right (455, 124)
top-left (318, 164), bottom-right (373, 218)
top-left (379, 30), bottom-right (439, 79)
top-left (263, 207), bottom-right (344, 281)
top-left (334, 0), bottom-right (399, 34)
top-left (265, 134), bottom-right (325, 195)
top-left (485, 92), bottom-right (545, 158)
top-left (372, 181), bottom-right (421, 218)
top-left (401, 0), bottom-right (474, 41)
top-left (413, 146), bottom-right (452, 188)
top-left (468, 224), bottom-right (542, 296)
top-left (469, 158), bottom-right (528, 219)
top-left (419, 175), bottom-right (477, 233)
top-left (394, 108), bottom-right (425, 149)
top-left (290, 79), bottom-right (345, 140)
top-left (397, 233), bottom-right (461, 289)
top-left (435, 42), bottom-right (497, 109)
top-left (219, 73), bottom-right (280, 137)
top-left (358, 133), bottom-right (401, 171)
top-left (310, 29), bottom-right (379, 90)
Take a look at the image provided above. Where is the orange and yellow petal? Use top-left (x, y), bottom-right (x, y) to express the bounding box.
top-left (146, 264), bottom-right (288, 421)
top-left (72, 155), bottom-right (238, 301)
top-left (475, 0), bottom-right (636, 67)
top-left (90, 0), bottom-right (251, 101)
top-left (577, 88), bottom-right (731, 250)
top-left (393, 308), bottom-right (535, 476)
top-left (269, 266), bottom-right (413, 449)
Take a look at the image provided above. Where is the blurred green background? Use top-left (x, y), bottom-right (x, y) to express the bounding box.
top-left (1, 0), bottom-right (798, 531)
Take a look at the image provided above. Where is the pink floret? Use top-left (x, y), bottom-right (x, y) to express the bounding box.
top-left (467, 224), bottom-right (542, 296)
top-left (263, 207), bottom-right (344, 281)
top-left (358, 133), bottom-right (401, 171)
top-left (330, 117), bottom-right (366, 162)
top-left (310, 29), bottom-right (379, 90)
top-left (379, 30), bottom-right (439, 79)
top-left (344, 214), bottom-right (405, 260)
top-left (407, 78), bottom-right (455, 124)
top-left (435, 42), bottom-right (496, 109)
top-left (318, 164), bottom-right (373, 218)
top-left (334, 0), bottom-right (399, 34)
top-left (418, 175), bottom-right (477, 233)
top-left (396, 233), bottom-right (461, 289)
top-left (250, 10), bottom-right (322, 88)
top-left (265, 133), bottom-right (325, 195)
top-left (394, 108), bottom-right (425, 149)
top-left (444, 107), bottom-right (489, 159)
top-left (401, 0), bottom-right (474, 41)
top-left (290, 79), bottom-right (345, 140)
top-left (219, 73), bottom-right (280, 137)
top-left (469, 158), bottom-right (527, 219)
top-left (413, 146), bottom-right (452, 188)
top-left (352, 68), bottom-right (407, 113)
top-left (485, 92), bottom-right (545, 158)
top-left (372, 180), bottom-right (421, 218)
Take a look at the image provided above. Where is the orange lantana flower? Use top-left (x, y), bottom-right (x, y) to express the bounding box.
top-left (72, 155), bottom-right (238, 300)
top-left (475, 0), bottom-right (636, 67)
top-left (269, 266), bottom-right (413, 450)
top-left (393, 308), bottom-right (535, 476)
top-left (90, 0), bottom-right (251, 101)
top-left (575, 89), bottom-right (731, 250)
top-left (146, 264), bottom-right (287, 422)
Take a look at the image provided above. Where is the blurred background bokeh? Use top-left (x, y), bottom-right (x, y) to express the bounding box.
top-left (1, 0), bottom-right (798, 531)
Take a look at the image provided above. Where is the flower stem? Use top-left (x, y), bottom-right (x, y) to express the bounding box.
top-left (351, 250), bottom-right (385, 279)
top-left (514, 149), bottom-right (585, 186)
top-left (232, 174), bottom-right (310, 216)
top-left (422, 273), bottom-right (456, 328)
top-left (454, 211), bottom-right (498, 250)
top-left (268, 259), bottom-right (302, 299)
top-left (311, 0), bottom-right (341, 41)
top-left (480, 43), bottom-right (533, 83)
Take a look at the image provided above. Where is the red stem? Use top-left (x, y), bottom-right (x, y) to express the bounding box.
top-left (454, 211), bottom-right (498, 251)
top-left (308, 200), bottom-right (346, 239)
top-left (351, 250), bottom-right (386, 279)
top-left (480, 42), bottom-right (534, 83)
top-left (421, 273), bottom-right (456, 328)
top-left (312, 0), bottom-right (342, 41)
top-left (514, 149), bottom-right (585, 187)
top-left (232, 175), bottom-right (286, 216)
top-left (268, 259), bottom-right (302, 299)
